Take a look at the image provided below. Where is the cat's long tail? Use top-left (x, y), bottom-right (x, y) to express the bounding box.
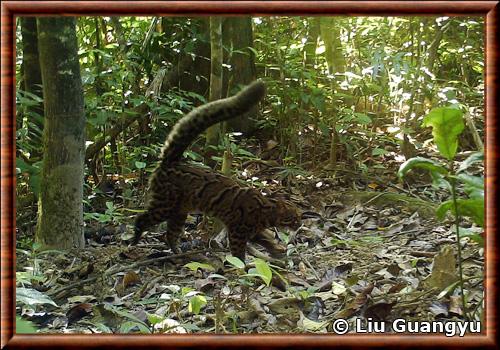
top-left (160, 80), bottom-right (266, 165)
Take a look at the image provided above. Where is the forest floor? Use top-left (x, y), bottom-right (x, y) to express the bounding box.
top-left (16, 163), bottom-right (484, 334)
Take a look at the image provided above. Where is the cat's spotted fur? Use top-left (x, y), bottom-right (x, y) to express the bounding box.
top-left (133, 80), bottom-right (300, 260)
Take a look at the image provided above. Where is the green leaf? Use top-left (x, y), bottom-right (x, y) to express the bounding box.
top-left (16, 316), bottom-right (37, 333)
top-left (457, 152), bottom-right (484, 173)
top-left (119, 321), bottom-right (151, 334)
top-left (253, 258), bottom-right (273, 286)
top-left (318, 121), bottom-right (330, 136)
top-left (16, 288), bottom-right (58, 307)
top-left (16, 158), bottom-right (41, 195)
top-left (105, 202), bottom-right (115, 211)
top-left (103, 304), bottom-right (150, 332)
top-left (146, 313), bottom-right (164, 325)
top-left (184, 262), bottom-right (215, 272)
top-left (206, 273), bottom-right (227, 280)
top-left (454, 174), bottom-right (484, 199)
top-left (457, 227), bottom-right (484, 245)
top-left (135, 161), bottom-right (146, 169)
top-left (422, 107), bottom-right (464, 160)
top-left (188, 295), bottom-right (207, 315)
top-left (371, 148), bottom-right (387, 156)
top-left (225, 255), bottom-right (245, 269)
top-left (181, 286), bottom-right (195, 296)
top-left (398, 157), bottom-right (448, 179)
top-left (16, 158), bottom-right (38, 174)
top-left (436, 201), bottom-right (453, 221)
top-left (354, 112), bottom-right (372, 125)
top-left (437, 199), bottom-right (484, 227)
top-left (235, 149), bottom-right (256, 158)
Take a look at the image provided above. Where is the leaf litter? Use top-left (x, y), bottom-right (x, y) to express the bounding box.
top-left (16, 171), bottom-right (484, 334)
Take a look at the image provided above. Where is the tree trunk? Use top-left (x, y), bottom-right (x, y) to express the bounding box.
top-left (20, 17), bottom-right (44, 157)
top-left (161, 18), bottom-right (211, 97)
top-left (205, 16), bottom-right (223, 162)
top-left (320, 18), bottom-right (346, 170)
top-left (304, 17), bottom-right (320, 68)
top-left (319, 18), bottom-right (346, 76)
top-left (224, 17), bottom-right (258, 133)
top-left (36, 17), bottom-right (86, 250)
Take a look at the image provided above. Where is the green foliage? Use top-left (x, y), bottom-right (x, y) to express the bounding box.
top-left (398, 108), bottom-right (483, 321)
top-left (437, 198), bottom-right (484, 228)
top-left (226, 255), bottom-right (276, 287)
top-left (422, 107), bottom-right (465, 160)
top-left (184, 262), bottom-right (216, 272)
top-left (247, 258), bottom-right (273, 286)
top-left (398, 109), bottom-right (484, 233)
top-left (225, 255), bottom-right (246, 269)
top-left (16, 287), bottom-right (58, 307)
top-left (399, 157), bottom-right (448, 178)
top-left (16, 158), bottom-right (42, 196)
top-left (16, 316), bottom-right (38, 334)
top-left (92, 303), bottom-right (151, 333)
top-left (84, 201), bottom-right (123, 224)
top-left (188, 294), bottom-right (207, 315)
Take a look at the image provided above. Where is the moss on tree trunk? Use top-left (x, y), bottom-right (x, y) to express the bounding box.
top-left (36, 17), bottom-right (85, 249)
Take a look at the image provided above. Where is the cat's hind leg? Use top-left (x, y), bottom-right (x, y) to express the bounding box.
top-left (228, 231), bottom-right (248, 262)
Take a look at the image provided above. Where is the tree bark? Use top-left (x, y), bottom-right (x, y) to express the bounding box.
top-left (205, 16), bottom-right (223, 156)
top-left (20, 17), bottom-right (44, 156)
top-left (223, 17), bottom-right (258, 133)
top-left (36, 17), bottom-right (86, 249)
top-left (304, 17), bottom-right (320, 68)
top-left (319, 18), bottom-right (347, 170)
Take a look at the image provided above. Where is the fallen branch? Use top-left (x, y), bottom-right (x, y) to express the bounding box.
top-left (47, 248), bottom-right (213, 297)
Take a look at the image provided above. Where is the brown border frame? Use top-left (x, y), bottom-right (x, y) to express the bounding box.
top-left (1, 1), bottom-right (498, 349)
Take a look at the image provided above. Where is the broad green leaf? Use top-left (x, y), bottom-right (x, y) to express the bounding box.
top-left (16, 158), bottom-right (41, 195)
top-left (300, 317), bottom-right (329, 331)
top-left (436, 201), bottom-right (453, 221)
top-left (95, 323), bottom-right (113, 333)
top-left (181, 287), bottom-right (195, 296)
top-left (457, 152), bottom-right (484, 173)
top-left (225, 256), bottom-right (245, 269)
top-left (354, 112), bottom-right (372, 125)
top-left (206, 273), bottom-right (227, 280)
top-left (437, 199), bottom-right (484, 228)
top-left (422, 107), bottom-right (464, 160)
top-left (16, 288), bottom-right (58, 307)
top-left (16, 316), bottom-right (37, 333)
top-left (16, 158), bottom-right (38, 174)
top-left (253, 258), bottom-right (273, 286)
top-left (318, 121), bottom-right (330, 136)
top-left (244, 271), bottom-right (271, 286)
top-left (135, 161), bottom-right (146, 169)
top-left (398, 157), bottom-right (448, 179)
top-left (372, 148), bottom-right (388, 156)
top-left (146, 313), bottom-right (164, 325)
top-left (108, 305), bottom-right (147, 325)
top-left (188, 295), bottom-right (207, 315)
top-left (184, 262), bottom-right (215, 272)
top-left (29, 175), bottom-right (41, 197)
top-left (119, 321), bottom-right (150, 334)
top-left (457, 227), bottom-right (484, 245)
top-left (454, 174), bottom-right (484, 199)
top-left (235, 149), bottom-right (256, 158)
top-left (454, 174), bottom-right (484, 190)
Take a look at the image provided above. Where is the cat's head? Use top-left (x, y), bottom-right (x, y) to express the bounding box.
top-left (272, 199), bottom-right (301, 230)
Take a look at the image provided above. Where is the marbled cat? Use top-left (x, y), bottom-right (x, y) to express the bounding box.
top-left (133, 80), bottom-right (301, 261)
